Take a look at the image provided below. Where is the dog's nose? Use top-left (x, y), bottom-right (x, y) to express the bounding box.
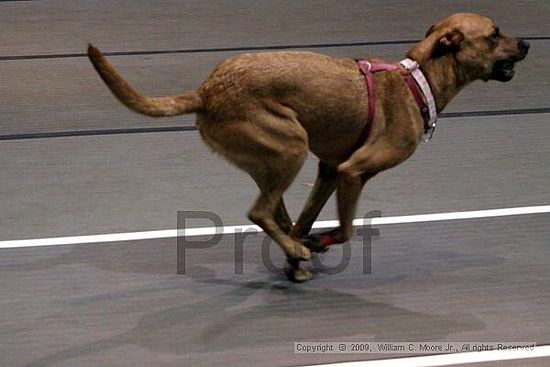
top-left (518, 39), bottom-right (530, 54)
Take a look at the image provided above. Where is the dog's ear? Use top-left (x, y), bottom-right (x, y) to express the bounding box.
top-left (407, 24), bottom-right (463, 62)
top-left (440, 29), bottom-right (464, 47)
top-left (425, 24), bottom-right (437, 37)
top-left (435, 29), bottom-right (464, 54)
top-left (438, 29), bottom-right (464, 49)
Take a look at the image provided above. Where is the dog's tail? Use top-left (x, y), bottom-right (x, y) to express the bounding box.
top-left (87, 44), bottom-right (203, 117)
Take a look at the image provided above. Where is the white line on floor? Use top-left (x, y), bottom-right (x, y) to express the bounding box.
top-left (1, 205), bottom-right (549, 249)
top-left (297, 345), bottom-right (550, 367)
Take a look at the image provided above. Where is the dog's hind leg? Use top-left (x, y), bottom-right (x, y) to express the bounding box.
top-left (198, 113), bottom-right (313, 281)
top-left (248, 170), bottom-right (315, 282)
top-left (247, 158), bottom-right (310, 262)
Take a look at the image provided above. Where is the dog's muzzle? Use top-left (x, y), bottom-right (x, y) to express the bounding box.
top-left (491, 39), bottom-right (530, 82)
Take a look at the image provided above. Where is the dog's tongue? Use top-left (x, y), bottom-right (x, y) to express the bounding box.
top-left (500, 63), bottom-right (515, 79)
top-left (503, 68), bottom-right (515, 78)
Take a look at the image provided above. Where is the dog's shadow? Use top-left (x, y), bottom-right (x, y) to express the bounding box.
top-left (23, 266), bottom-right (485, 367)
top-left (4, 236), bottom-right (502, 366)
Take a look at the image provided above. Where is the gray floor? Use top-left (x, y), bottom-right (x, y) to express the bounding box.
top-left (1, 216), bottom-right (549, 367)
top-left (1, 1), bottom-right (549, 366)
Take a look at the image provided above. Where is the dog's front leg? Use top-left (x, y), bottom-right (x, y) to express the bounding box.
top-left (284, 161), bottom-right (339, 282)
top-left (274, 199), bottom-right (293, 234)
top-left (331, 172), bottom-right (374, 243)
top-left (291, 161), bottom-right (337, 239)
top-left (311, 141), bottom-right (408, 247)
top-left (285, 169), bottom-right (371, 281)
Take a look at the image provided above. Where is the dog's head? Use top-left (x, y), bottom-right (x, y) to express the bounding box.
top-left (409, 13), bottom-right (529, 82)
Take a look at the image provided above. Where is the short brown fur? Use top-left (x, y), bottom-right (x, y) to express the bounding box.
top-left (88, 13), bottom-right (528, 282)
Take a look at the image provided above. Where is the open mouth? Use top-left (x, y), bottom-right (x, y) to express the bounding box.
top-left (491, 59), bottom-right (516, 81)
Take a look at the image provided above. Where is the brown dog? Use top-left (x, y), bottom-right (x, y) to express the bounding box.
top-left (88, 13), bottom-right (529, 282)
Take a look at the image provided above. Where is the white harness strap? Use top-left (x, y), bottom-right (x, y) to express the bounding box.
top-left (400, 58), bottom-right (438, 141)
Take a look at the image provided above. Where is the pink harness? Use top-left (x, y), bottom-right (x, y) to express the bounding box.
top-left (353, 59), bottom-right (433, 152)
top-left (318, 60), bottom-right (436, 248)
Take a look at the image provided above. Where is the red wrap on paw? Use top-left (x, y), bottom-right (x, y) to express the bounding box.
top-left (320, 233), bottom-right (338, 246)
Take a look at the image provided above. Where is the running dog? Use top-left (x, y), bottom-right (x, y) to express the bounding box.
top-left (88, 13), bottom-right (529, 282)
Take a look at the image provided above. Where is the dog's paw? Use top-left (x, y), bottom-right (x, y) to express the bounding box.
top-left (284, 263), bottom-right (313, 283)
top-left (287, 241), bottom-right (311, 261)
top-left (285, 241), bottom-right (311, 263)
